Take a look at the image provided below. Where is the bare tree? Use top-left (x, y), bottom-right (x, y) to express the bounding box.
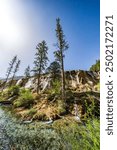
top-left (10, 59), bottom-right (21, 86)
top-left (2, 55), bottom-right (17, 90)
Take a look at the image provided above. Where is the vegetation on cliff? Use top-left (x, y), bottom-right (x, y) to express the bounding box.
top-left (90, 59), bottom-right (100, 72)
top-left (0, 18), bottom-right (100, 150)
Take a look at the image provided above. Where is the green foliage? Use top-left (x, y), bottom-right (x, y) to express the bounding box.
top-left (90, 59), bottom-right (100, 72)
top-left (8, 85), bottom-right (20, 97)
top-left (0, 108), bottom-right (67, 150)
top-left (83, 96), bottom-right (99, 119)
top-left (48, 80), bottom-right (61, 96)
top-left (1, 106), bottom-right (99, 150)
top-left (54, 18), bottom-right (69, 61)
top-left (14, 90), bottom-right (34, 108)
top-left (33, 40), bottom-right (49, 75)
top-left (57, 100), bottom-right (66, 115)
top-left (33, 40), bottom-right (49, 93)
top-left (46, 61), bottom-right (61, 80)
top-left (52, 80), bottom-right (61, 95)
top-left (54, 18), bottom-right (69, 100)
top-left (24, 65), bottom-right (30, 78)
top-left (53, 118), bottom-right (100, 150)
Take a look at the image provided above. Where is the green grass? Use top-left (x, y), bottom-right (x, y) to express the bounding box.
top-left (53, 118), bottom-right (100, 150)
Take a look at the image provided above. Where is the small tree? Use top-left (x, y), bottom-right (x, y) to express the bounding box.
top-left (90, 60), bottom-right (100, 72)
top-left (33, 40), bottom-right (49, 94)
top-left (54, 18), bottom-right (69, 101)
top-left (10, 59), bottom-right (21, 86)
top-left (2, 55), bottom-right (17, 90)
top-left (46, 61), bottom-right (61, 81)
top-left (24, 65), bottom-right (30, 78)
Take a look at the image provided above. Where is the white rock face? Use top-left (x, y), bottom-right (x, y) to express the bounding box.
top-left (25, 77), bottom-right (35, 89)
top-left (41, 74), bottom-right (51, 91)
top-left (16, 79), bottom-right (23, 86)
top-left (14, 70), bottom-right (99, 92)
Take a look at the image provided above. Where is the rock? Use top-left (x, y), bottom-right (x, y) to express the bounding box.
top-left (21, 119), bottom-right (33, 124)
top-left (7, 95), bottom-right (17, 102)
top-left (1, 70), bottom-right (99, 94)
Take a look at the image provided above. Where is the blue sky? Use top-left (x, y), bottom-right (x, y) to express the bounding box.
top-left (0, 0), bottom-right (100, 78)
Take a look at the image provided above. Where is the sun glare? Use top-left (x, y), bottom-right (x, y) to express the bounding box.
top-left (0, 0), bottom-right (24, 47)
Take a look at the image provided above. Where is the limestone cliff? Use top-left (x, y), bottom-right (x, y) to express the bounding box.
top-left (13, 70), bottom-right (99, 93)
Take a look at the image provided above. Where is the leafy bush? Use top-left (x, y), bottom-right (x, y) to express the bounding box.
top-left (82, 94), bottom-right (100, 119)
top-left (47, 80), bottom-right (61, 96)
top-left (1, 107), bottom-right (99, 150)
top-left (57, 100), bottom-right (66, 115)
top-left (90, 59), bottom-right (100, 72)
top-left (14, 90), bottom-right (34, 108)
top-left (53, 118), bottom-right (100, 150)
top-left (8, 85), bottom-right (20, 97)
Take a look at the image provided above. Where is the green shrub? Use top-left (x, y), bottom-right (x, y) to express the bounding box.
top-left (53, 118), bottom-right (100, 150)
top-left (57, 100), bottom-right (66, 115)
top-left (49, 80), bottom-right (61, 95)
top-left (14, 90), bottom-right (34, 108)
top-left (89, 59), bottom-right (100, 72)
top-left (83, 96), bottom-right (99, 119)
top-left (8, 85), bottom-right (20, 97)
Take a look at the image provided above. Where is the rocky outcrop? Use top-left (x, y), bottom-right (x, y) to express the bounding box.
top-left (1, 70), bottom-right (99, 93)
top-left (66, 70), bottom-right (99, 92)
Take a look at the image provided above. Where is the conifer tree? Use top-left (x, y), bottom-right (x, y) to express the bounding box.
top-left (89, 60), bottom-right (100, 72)
top-left (54, 18), bottom-right (69, 101)
top-left (46, 61), bottom-right (61, 81)
top-left (33, 40), bottom-right (49, 94)
top-left (10, 59), bottom-right (21, 86)
top-left (24, 65), bottom-right (30, 78)
top-left (2, 55), bottom-right (17, 90)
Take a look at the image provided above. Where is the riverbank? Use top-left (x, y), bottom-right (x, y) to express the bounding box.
top-left (0, 71), bottom-right (100, 149)
top-left (0, 106), bottom-right (99, 150)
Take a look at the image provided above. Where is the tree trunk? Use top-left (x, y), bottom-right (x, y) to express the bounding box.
top-left (61, 54), bottom-right (66, 101)
top-left (10, 73), bottom-right (15, 87)
top-left (37, 69), bottom-right (41, 94)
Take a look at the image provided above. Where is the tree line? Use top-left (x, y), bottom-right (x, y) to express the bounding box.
top-left (3, 18), bottom-right (68, 101)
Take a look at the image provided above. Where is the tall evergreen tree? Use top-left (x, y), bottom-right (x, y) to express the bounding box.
top-left (2, 55), bottom-right (17, 90)
top-left (54, 18), bottom-right (69, 101)
top-left (24, 65), bottom-right (30, 78)
top-left (10, 59), bottom-right (21, 86)
top-left (33, 40), bottom-right (49, 94)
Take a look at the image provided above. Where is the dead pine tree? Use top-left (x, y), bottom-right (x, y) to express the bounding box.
top-left (33, 40), bottom-right (49, 94)
top-left (54, 18), bottom-right (69, 101)
top-left (2, 55), bottom-right (17, 91)
top-left (10, 59), bottom-right (21, 86)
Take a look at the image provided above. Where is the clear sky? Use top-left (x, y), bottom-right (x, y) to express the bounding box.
top-left (0, 0), bottom-right (100, 78)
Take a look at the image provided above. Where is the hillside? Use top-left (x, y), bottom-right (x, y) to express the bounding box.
top-left (0, 70), bottom-right (100, 121)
